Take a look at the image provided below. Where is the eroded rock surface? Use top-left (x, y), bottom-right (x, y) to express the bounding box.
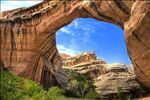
top-left (62, 53), bottom-right (143, 97)
top-left (124, 0), bottom-right (150, 89)
top-left (93, 63), bottom-right (141, 98)
top-left (61, 52), bottom-right (106, 78)
top-left (0, 0), bottom-right (150, 89)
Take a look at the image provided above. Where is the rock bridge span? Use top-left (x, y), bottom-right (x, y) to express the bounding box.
top-left (0, 0), bottom-right (150, 89)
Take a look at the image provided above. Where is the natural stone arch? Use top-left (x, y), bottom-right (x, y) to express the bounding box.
top-left (0, 0), bottom-right (150, 90)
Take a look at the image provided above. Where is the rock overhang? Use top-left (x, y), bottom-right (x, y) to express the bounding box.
top-left (0, 0), bottom-right (150, 90)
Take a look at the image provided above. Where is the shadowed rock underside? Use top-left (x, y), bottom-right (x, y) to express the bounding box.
top-left (0, 0), bottom-right (150, 90)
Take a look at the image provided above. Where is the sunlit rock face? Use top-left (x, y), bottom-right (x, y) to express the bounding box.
top-left (124, 1), bottom-right (150, 89)
top-left (93, 63), bottom-right (142, 98)
top-left (61, 52), bottom-right (106, 78)
top-left (62, 53), bottom-right (142, 97)
top-left (60, 53), bottom-right (71, 60)
top-left (61, 52), bottom-right (106, 67)
top-left (0, 0), bottom-right (149, 89)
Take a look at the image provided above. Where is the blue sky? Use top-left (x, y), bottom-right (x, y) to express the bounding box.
top-left (56, 18), bottom-right (131, 64)
top-left (1, 1), bottom-right (131, 64)
top-left (1, 0), bottom-right (42, 12)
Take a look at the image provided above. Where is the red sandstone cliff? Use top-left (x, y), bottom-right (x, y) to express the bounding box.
top-left (0, 0), bottom-right (150, 89)
top-left (61, 52), bottom-right (106, 78)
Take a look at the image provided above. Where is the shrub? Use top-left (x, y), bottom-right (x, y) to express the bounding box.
top-left (0, 66), bottom-right (98, 100)
top-left (0, 68), bottom-right (65, 100)
top-left (0, 69), bottom-right (25, 100)
top-left (63, 68), bottom-right (99, 99)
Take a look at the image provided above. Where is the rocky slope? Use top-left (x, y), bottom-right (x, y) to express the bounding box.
top-left (0, 0), bottom-right (150, 89)
top-left (61, 52), bottom-right (143, 97)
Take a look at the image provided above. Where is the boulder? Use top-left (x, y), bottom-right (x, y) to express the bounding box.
top-left (93, 63), bottom-right (142, 98)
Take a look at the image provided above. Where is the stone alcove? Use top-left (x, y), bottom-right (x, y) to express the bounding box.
top-left (0, 0), bottom-right (150, 90)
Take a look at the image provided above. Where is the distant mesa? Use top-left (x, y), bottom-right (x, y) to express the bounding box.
top-left (60, 53), bottom-right (71, 60)
top-left (60, 52), bottom-right (106, 67)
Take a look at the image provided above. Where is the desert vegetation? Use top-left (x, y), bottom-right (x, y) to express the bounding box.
top-left (0, 65), bottom-right (98, 100)
top-left (0, 64), bottom-right (148, 100)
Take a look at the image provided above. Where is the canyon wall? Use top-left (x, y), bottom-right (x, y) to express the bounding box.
top-left (0, 0), bottom-right (150, 89)
top-left (61, 52), bottom-right (143, 98)
top-left (61, 52), bottom-right (106, 67)
top-left (61, 52), bottom-right (106, 78)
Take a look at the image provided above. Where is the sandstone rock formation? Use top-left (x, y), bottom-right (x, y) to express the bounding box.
top-left (62, 52), bottom-right (106, 78)
top-left (60, 53), bottom-right (71, 60)
top-left (62, 52), bottom-right (106, 67)
top-left (124, 1), bottom-right (150, 90)
top-left (0, 0), bottom-right (150, 89)
top-left (93, 63), bottom-right (141, 98)
top-left (62, 53), bottom-right (143, 98)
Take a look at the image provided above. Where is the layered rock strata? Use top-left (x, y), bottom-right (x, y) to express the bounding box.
top-left (0, 0), bottom-right (150, 89)
top-left (62, 53), bottom-right (142, 97)
top-left (93, 63), bottom-right (141, 98)
top-left (62, 52), bottom-right (106, 67)
top-left (61, 52), bottom-right (106, 78)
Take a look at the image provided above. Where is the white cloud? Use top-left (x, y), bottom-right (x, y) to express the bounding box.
top-left (82, 23), bottom-right (106, 39)
top-left (68, 38), bottom-right (81, 51)
top-left (67, 20), bottom-right (79, 29)
top-left (71, 20), bottom-right (79, 28)
top-left (58, 27), bottom-right (75, 36)
top-left (81, 25), bottom-right (93, 42)
top-left (59, 28), bottom-right (70, 34)
top-left (1, 1), bottom-right (42, 12)
top-left (74, 21), bottom-right (78, 28)
top-left (57, 44), bottom-right (78, 56)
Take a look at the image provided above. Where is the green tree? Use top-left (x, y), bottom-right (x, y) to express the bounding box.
top-left (63, 68), bottom-right (98, 99)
